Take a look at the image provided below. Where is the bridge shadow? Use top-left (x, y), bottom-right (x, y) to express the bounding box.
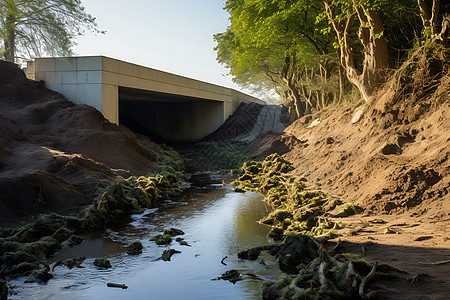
top-left (119, 113), bottom-right (164, 143)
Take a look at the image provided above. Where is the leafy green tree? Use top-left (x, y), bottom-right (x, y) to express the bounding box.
top-left (321, 0), bottom-right (447, 102)
top-left (215, 0), bottom-right (340, 120)
top-left (0, 0), bottom-right (100, 63)
top-left (216, 0), bottom-right (442, 117)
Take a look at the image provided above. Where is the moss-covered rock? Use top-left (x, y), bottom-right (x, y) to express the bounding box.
top-left (127, 241), bottom-right (144, 255)
top-left (63, 256), bottom-right (85, 269)
top-left (163, 228), bottom-right (185, 237)
top-left (93, 258), bottom-right (111, 269)
top-left (150, 234), bottom-right (172, 246)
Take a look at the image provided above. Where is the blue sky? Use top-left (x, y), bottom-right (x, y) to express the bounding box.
top-left (73, 0), bottom-right (252, 95)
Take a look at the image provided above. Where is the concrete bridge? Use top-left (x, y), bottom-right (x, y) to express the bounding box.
top-left (26, 56), bottom-right (264, 142)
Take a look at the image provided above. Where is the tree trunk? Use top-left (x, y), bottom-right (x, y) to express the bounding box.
top-left (417, 0), bottom-right (448, 45)
top-left (324, 2), bottom-right (389, 103)
top-left (417, 0), bottom-right (441, 35)
top-left (4, 3), bottom-right (17, 62)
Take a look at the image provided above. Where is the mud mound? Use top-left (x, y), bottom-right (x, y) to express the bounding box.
top-left (243, 131), bottom-right (302, 161)
top-left (0, 60), bottom-right (27, 84)
top-left (0, 61), bottom-right (164, 227)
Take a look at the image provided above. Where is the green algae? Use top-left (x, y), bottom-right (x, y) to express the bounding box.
top-left (233, 153), bottom-right (356, 239)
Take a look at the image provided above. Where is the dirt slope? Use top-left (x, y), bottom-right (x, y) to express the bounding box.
top-left (0, 60), bottom-right (163, 227)
top-left (243, 50), bottom-right (449, 298)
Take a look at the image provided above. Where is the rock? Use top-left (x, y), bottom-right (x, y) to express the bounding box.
top-left (239, 235), bottom-right (320, 274)
top-left (10, 262), bottom-right (39, 277)
top-left (268, 227), bottom-right (284, 240)
top-left (150, 234), bottom-right (172, 245)
top-left (381, 143), bottom-right (402, 155)
top-left (24, 266), bottom-right (53, 283)
top-left (262, 285), bottom-right (282, 300)
top-left (0, 280), bottom-right (8, 300)
top-left (234, 187), bottom-right (246, 193)
top-left (178, 240), bottom-right (191, 247)
top-left (93, 258), bottom-right (111, 269)
top-left (63, 256), bottom-right (85, 269)
top-left (273, 210), bottom-right (292, 221)
top-left (328, 203), bottom-right (357, 218)
top-left (161, 249), bottom-right (181, 261)
top-left (127, 241), bottom-right (144, 255)
top-left (64, 259), bottom-right (76, 269)
top-left (274, 235), bottom-right (320, 274)
top-left (68, 235), bottom-right (83, 247)
top-left (163, 228), bottom-right (185, 237)
top-left (213, 269), bottom-right (242, 284)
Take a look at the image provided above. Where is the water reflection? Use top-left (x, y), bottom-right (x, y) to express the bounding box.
top-left (10, 185), bottom-right (280, 299)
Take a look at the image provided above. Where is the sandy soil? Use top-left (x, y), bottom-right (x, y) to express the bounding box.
top-left (242, 60), bottom-right (449, 298)
top-left (0, 60), bottom-right (163, 228)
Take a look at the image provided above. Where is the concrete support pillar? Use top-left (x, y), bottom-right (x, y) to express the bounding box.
top-left (102, 84), bottom-right (119, 124)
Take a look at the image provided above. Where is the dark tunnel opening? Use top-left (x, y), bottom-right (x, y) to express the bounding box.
top-left (118, 86), bottom-right (225, 143)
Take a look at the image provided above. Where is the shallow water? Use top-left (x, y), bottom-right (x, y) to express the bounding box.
top-left (10, 181), bottom-right (280, 299)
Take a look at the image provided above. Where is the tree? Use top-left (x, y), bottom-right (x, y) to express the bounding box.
top-left (216, 0), bottom-right (436, 117)
top-left (416, 0), bottom-right (449, 44)
top-left (0, 0), bottom-right (100, 63)
top-left (215, 0), bottom-right (340, 120)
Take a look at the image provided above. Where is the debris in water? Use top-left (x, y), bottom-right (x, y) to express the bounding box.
top-left (221, 256), bottom-right (228, 265)
top-left (107, 283), bottom-right (128, 289)
top-left (212, 269), bottom-right (242, 284)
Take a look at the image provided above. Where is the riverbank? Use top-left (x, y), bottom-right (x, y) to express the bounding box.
top-left (234, 45), bottom-right (449, 299)
top-left (0, 60), bottom-right (188, 285)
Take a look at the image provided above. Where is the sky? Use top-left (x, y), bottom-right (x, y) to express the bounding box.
top-left (73, 0), bottom-right (256, 96)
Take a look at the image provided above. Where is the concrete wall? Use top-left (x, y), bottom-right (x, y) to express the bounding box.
top-left (26, 56), bottom-right (264, 141)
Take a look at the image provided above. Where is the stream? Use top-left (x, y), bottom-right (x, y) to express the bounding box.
top-left (9, 174), bottom-right (281, 299)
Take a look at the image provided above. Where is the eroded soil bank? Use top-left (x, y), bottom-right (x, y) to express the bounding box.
top-left (236, 45), bottom-right (449, 299)
top-left (0, 60), bottom-right (187, 289)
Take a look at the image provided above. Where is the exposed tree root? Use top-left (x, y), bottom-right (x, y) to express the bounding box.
top-left (359, 261), bottom-right (377, 299)
top-left (419, 259), bottom-right (450, 265)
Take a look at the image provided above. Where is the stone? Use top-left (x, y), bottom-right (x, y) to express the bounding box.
top-left (93, 258), bottom-right (111, 269)
top-left (161, 249), bottom-right (181, 261)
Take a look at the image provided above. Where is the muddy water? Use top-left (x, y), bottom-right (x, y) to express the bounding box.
top-left (10, 179), bottom-right (281, 299)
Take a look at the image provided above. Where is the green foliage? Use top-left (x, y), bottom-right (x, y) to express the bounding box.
top-left (215, 0), bottom-right (347, 117)
top-left (0, 0), bottom-right (101, 62)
